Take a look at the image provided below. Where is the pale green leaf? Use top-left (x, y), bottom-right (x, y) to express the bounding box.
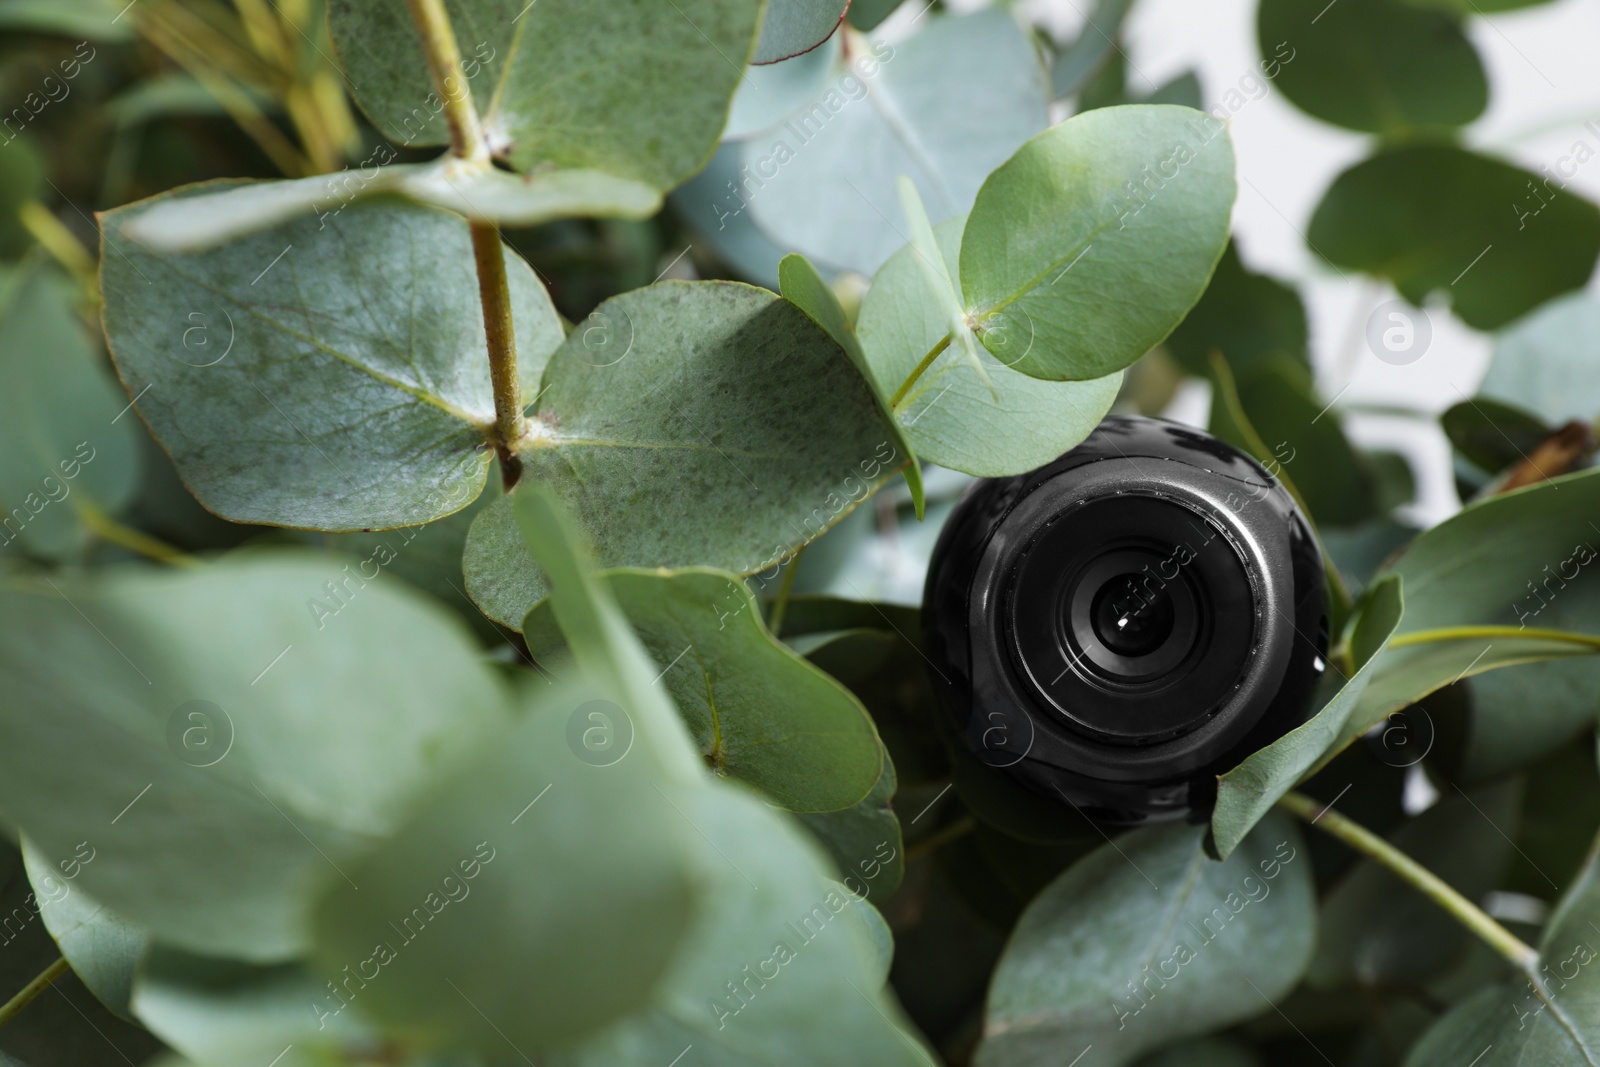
top-left (754, 0), bottom-right (848, 64)
top-left (100, 191), bottom-right (562, 531)
top-left (22, 836), bottom-right (147, 1019)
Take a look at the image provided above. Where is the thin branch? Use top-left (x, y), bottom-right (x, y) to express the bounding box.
top-left (0, 957), bottom-right (70, 1030)
top-left (403, 0), bottom-right (487, 162)
top-left (1278, 791), bottom-right (1538, 973)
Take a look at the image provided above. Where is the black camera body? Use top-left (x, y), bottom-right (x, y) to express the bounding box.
top-left (923, 416), bottom-right (1327, 824)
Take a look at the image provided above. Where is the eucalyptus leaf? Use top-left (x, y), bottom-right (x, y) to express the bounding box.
top-left (0, 136), bottom-right (43, 256)
top-left (1051, 0), bottom-right (1133, 99)
top-left (856, 217), bottom-right (1122, 478)
top-left (0, 553), bottom-right (511, 961)
top-left (310, 674), bottom-right (706, 1055)
top-left (1308, 145), bottom-right (1600, 331)
top-left (101, 191), bottom-right (563, 531)
top-left (328, 0), bottom-right (761, 191)
top-left (0, 258), bottom-right (140, 560)
top-left (1258, 0), bottom-right (1486, 134)
top-left (724, 38), bottom-right (841, 140)
top-left (846, 0), bottom-right (899, 31)
top-left (796, 749), bottom-right (904, 903)
top-left (523, 567), bottom-right (884, 813)
top-left (960, 105), bottom-right (1236, 381)
top-left (1481, 292), bottom-right (1600, 426)
top-left (120, 161), bottom-right (662, 254)
top-left (672, 143), bottom-right (791, 288)
top-left (1308, 782), bottom-right (1520, 988)
top-left (1210, 576), bottom-right (1404, 860)
top-left (463, 281), bottom-right (900, 629)
top-left (21, 836), bottom-right (147, 1019)
top-left (780, 251), bottom-right (924, 515)
top-left (1163, 241), bottom-right (1308, 379)
top-left (978, 813), bottom-right (1315, 1067)
top-left (1440, 397), bottom-right (1550, 476)
top-left (1346, 470), bottom-right (1600, 750)
top-left (743, 9), bottom-right (1048, 274)
top-left (753, 0), bottom-right (848, 64)
top-left (0, 0), bottom-right (131, 40)
top-left (1403, 826), bottom-right (1600, 1065)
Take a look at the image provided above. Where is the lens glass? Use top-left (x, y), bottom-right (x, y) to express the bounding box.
top-left (1090, 573), bottom-right (1176, 657)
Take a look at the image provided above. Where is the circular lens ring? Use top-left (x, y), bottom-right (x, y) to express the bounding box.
top-left (1004, 494), bottom-right (1258, 744)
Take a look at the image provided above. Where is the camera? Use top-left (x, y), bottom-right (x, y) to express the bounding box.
top-left (922, 415), bottom-right (1327, 824)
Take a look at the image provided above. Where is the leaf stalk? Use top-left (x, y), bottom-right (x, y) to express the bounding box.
top-left (1278, 791), bottom-right (1539, 973)
top-left (0, 956), bottom-right (69, 1030)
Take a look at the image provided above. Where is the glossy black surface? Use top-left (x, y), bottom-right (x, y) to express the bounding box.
top-left (923, 415), bottom-right (1328, 824)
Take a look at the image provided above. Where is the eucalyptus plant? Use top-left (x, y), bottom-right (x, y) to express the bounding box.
top-left (3, 0), bottom-right (1600, 1065)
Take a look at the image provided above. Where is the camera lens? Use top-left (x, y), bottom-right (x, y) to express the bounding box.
top-left (921, 415), bottom-right (1328, 823)
top-left (1091, 573), bottom-right (1174, 657)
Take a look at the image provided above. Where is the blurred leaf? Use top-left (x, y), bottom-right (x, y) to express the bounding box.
top-left (753, 0), bottom-right (848, 64)
top-left (120, 164), bottom-right (662, 253)
top-left (525, 568), bottom-right (884, 812)
top-left (857, 216), bottom-right (1122, 478)
top-left (1211, 576), bottom-right (1404, 859)
top-left (0, 136), bottom-right (44, 256)
top-left (0, 258), bottom-right (140, 559)
top-left (670, 142), bottom-right (791, 288)
top-left (462, 281), bottom-right (899, 629)
top-left (504, 487), bottom-right (936, 1066)
top-left (1481, 292), bottom-right (1600, 426)
top-left (328, 0), bottom-right (760, 191)
top-left (101, 193), bottom-right (562, 532)
top-left (743, 9), bottom-right (1048, 274)
top-left (1440, 397), bottom-right (1551, 475)
top-left (781, 251), bottom-right (925, 516)
top-left (1143, 72), bottom-right (1203, 109)
top-left (0, 0), bottom-right (132, 40)
top-left (1212, 354), bottom-right (1378, 527)
top-left (1404, 826), bottom-right (1600, 1065)
top-left (801, 625), bottom-right (951, 786)
top-left (962, 105), bottom-right (1236, 382)
top-left (1347, 470), bottom-right (1600, 754)
top-left (847, 0), bottom-right (900, 31)
top-left (1504, 739), bottom-right (1600, 899)
top-left (1404, 0), bottom-right (1558, 11)
top-left (1321, 518), bottom-right (1418, 590)
top-left (105, 73), bottom-right (239, 128)
top-left (22, 837), bottom-right (147, 1018)
top-left (1051, 0), bottom-right (1133, 99)
top-left (1134, 1036), bottom-right (1263, 1067)
top-left (1308, 781), bottom-right (1520, 988)
top-left (1308, 145), bottom-right (1600, 331)
top-left (797, 748), bottom-right (905, 903)
top-left (311, 674), bottom-right (704, 1054)
top-left (1164, 240), bottom-right (1309, 378)
top-left (0, 553), bottom-right (511, 960)
top-left (132, 953), bottom-right (420, 1067)
top-left (978, 814), bottom-right (1315, 1067)
top-left (724, 38), bottom-right (841, 139)
top-left (1259, 0), bottom-right (1485, 134)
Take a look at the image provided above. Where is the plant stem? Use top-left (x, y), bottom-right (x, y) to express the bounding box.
top-left (767, 544), bottom-right (805, 638)
top-left (1278, 791), bottom-right (1539, 972)
top-left (0, 956), bottom-right (69, 1030)
top-left (77, 504), bottom-right (201, 568)
top-left (469, 220), bottom-right (526, 483)
top-left (889, 334), bottom-right (952, 410)
top-left (1388, 625), bottom-right (1600, 653)
top-left (403, 0), bottom-right (487, 162)
top-left (905, 814), bottom-right (975, 862)
top-left (405, 0), bottom-right (524, 479)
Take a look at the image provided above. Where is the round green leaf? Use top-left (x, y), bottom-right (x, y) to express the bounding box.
top-left (327, 0), bottom-right (760, 191)
top-left (742, 9), bottom-right (1049, 274)
top-left (100, 190), bottom-right (562, 532)
top-left (1439, 397), bottom-right (1550, 475)
top-left (960, 105), bottom-right (1236, 381)
top-left (1482, 292), bottom-right (1600, 425)
top-left (796, 747), bottom-right (904, 903)
top-left (524, 568), bottom-right (884, 813)
top-left (0, 258), bottom-right (140, 559)
top-left (311, 675), bottom-right (705, 1055)
top-left (463, 281), bottom-right (900, 628)
top-left (21, 836), bottom-right (148, 1019)
top-left (753, 0), bottom-right (848, 64)
top-left (1308, 145), bottom-right (1600, 332)
top-left (0, 553), bottom-right (511, 960)
top-left (1259, 0), bottom-right (1485, 134)
top-left (979, 813), bottom-right (1315, 1066)
top-left (1164, 240), bottom-right (1308, 379)
top-left (857, 216), bottom-right (1122, 477)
